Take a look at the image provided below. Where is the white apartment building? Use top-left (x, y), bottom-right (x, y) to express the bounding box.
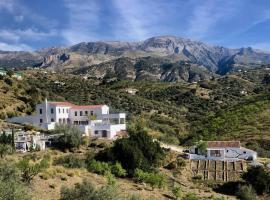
top-left (8, 99), bottom-right (126, 139)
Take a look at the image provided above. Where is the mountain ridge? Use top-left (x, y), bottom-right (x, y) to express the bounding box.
top-left (1, 35), bottom-right (270, 80)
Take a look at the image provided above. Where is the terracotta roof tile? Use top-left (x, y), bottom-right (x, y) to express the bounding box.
top-left (207, 141), bottom-right (241, 148)
top-left (71, 105), bottom-right (105, 109)
top-left (49, 102), bottom-right (74, 107)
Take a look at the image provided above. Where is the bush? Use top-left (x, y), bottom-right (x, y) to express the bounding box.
top-left (134, 169), bottom-right (166, 189)
top-left (172, 186), bottom-right (183, 199)
top-left (60, 179), bottom-right (119, 200)
top-left (87, 160), bottom-right (111, 175)
top-left (54, 154), bottom-right (85, 168)
top-left (53, 124), bottom-right (83, 150)
top-left (104, 126), bottom-right (164, 175)
top-left (183, 193), bottom-right (199, 200)
top-left (242, 166), bottom-right (270, 195)
top-left (236, 185), bottom-right (257, 200)
top-left (111, 162), bottom-right (127, 177)
top-left (17, 154), bottom-right (50, 183)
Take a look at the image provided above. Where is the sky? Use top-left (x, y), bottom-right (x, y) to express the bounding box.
top-left (0, 0), bottom-right (270, 51)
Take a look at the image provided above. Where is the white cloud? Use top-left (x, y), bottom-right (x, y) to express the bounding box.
top-left (61, 0), bottom-right (101, 44)
top-left (0, 42), bottom-right (33, 51)
top-left (0, 29), bottom-right (58, 42)
top-left (14, 15), bottom-right (24, 22)
top-left (187, 0), bottom-right (241, 39)
top-left (250, 43), bottom-right (270, 52)
top-left (112, 0), bottom-right (149, 40)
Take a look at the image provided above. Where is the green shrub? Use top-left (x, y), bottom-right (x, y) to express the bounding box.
top-left (172, 186), bottom-right (183, 199)
top-left (87, 160), bottom-right (111, 175)
top-left (242, 166), bottom-right (270, 195)
top-left (236, 185), bottom-right (257, 200)
top-left (111, 162), bottom-right (127, 177)
top-left (60, 179), bottom-right (119, 200)
top-left (54, 154), bottom-right (84, 168)
top-left (183, 193), bottom-right (199, 200)
top-left (134, 169), bottom-right (166, 189)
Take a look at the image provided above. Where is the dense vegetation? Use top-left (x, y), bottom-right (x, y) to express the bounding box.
top-left (2, 67), bottom-right (270, 155)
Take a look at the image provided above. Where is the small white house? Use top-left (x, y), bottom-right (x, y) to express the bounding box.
top-left (8, 99), bottom-right (127, 140)
top-left (187, 141), bottom-right (257, 161)
top-left (15, 131), bottom-right (47, 153)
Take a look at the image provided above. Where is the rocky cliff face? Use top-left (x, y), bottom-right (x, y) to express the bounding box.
top-left (1, 36), bottom-right (270, 79)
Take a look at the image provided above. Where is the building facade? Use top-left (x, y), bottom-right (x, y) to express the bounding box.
top-left (9, 99), bottom-right (126, 139)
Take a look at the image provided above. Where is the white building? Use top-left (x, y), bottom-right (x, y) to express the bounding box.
top-left (15, 131), bottom-right (47, 153)
top-left (187, 141), bottom-right (257, 161)
top-left (8, 99), bottom-right (126, 139)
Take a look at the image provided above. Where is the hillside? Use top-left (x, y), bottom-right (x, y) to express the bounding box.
top-left (1, 36), bottom-right (270, 80)
top-left (2, 67), bottom-right (270, 157)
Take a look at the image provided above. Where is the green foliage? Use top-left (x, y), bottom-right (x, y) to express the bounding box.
top-left (242, 166), bottom-right (270, 195)
top-left (0, 144), bottom-right (13, 158)
top-left (87, 160), bottom-right (111, 175)
top-left (105, 126), bottom-right (164, 175)
top-left (236, 185), bottom-right (257, 200)
top-left (54, 124), bottom-right (83, 150)
top-left (54, 154), bottom-right (85, 168)
top-left (196, 140), bottom-right (207, 155)
top-left (60, 179), bottom-right (120, 200)
top-left (172, 186), bottom-right (182, 199)
top-left (110, 162), bottom-right (127, 177)
top-left (17, 154), bottom-right (51, 183)
top-left (134, 169), bottom-right (166, 189)
top-left (0, 162), bottom-right (31, 200)
top-left (182, 193), bottom-right (199, 200)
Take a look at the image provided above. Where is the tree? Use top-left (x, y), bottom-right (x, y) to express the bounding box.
top-left (0, 144), bottom-right (12, 158)
top-left (242, 166), bottom-right (270, 195)
top-left (17, 154), bottom-right (50, 183)
top-left (106, 125), bottom-right (164, 175)
top-left (53, 124), bottom-right (83, 150)
top-left (196, 140), bottom-right (207, 155)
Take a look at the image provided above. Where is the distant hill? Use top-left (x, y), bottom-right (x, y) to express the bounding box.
top-left (1, 36), bottom-right (270, 82)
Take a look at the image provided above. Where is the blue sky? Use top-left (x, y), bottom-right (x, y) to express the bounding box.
top-left (0, 0), bottom-right (270, 51)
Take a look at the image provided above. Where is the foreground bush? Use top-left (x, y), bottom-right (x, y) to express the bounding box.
top-left (134, 169), bottom-right (166, 189)
top-left (0, 162), bottom-right (31, 200)
top-left (54, 154), bottom-right (85, 168)
top-left (236, 185), bottom-right (257, 200)
top-left (60, 179), bottom-right (119, 200)
top-left (242, 166), bottom-right (270, 195)
top-left (17, 154), bottom-right (50, 183)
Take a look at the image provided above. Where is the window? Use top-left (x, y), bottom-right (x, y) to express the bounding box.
top-left (59, 118), bottom-right (62, 123)
top-left (210, 150), bottom-right (221, 157)
top-left (63, 108), bottom-right (65, 113)
top-left (51, 118), bottom-right (54, 122)
top-left (94, 130), bottom-right (99, 134)
top-left (85, 111), bottom-right (88, 115)
top-left (66, 109), bottom-right (69, 113)
top-left (40, 118), bottom-right (43, 123)
top-left (75, 111), bottom-right (77, 116)
top-left (102, 130), bottom-right (107, 137)
top-left (90, 111), bottom-right (94, 116)
top-left (58, 108), bottom-right (61, 113)
top-left (39, 109), bottom-right (42, 114)
top-left (80, 111), bottom-right (83, 116)
top-left (51, 108), bottom-right (54, 114)
top-left (243, 151), bottom-right (246, 154)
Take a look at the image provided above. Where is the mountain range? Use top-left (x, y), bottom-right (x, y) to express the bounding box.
top-left (1, 35), bottom-right (270, 82)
